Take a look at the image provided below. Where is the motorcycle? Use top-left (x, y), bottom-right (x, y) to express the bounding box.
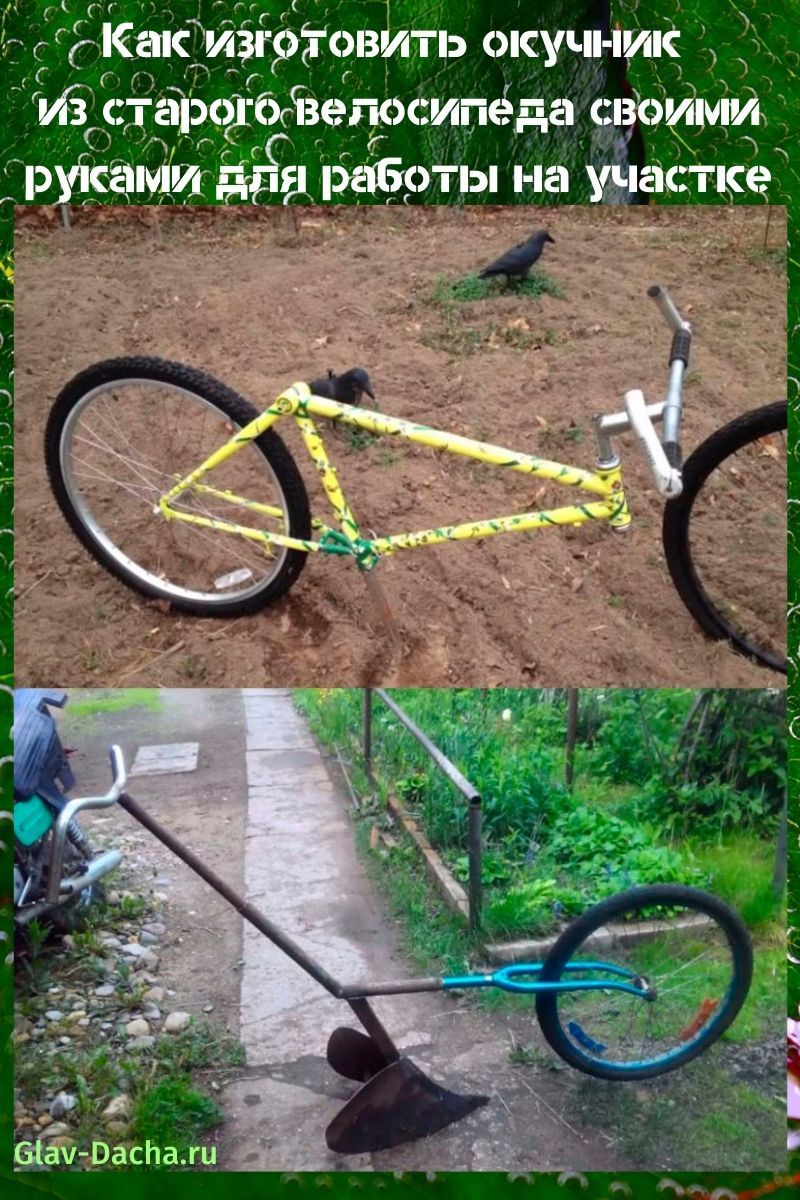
top-left (13, 689), bottom-right (125, 933)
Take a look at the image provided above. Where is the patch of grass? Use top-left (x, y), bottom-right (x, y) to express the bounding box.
top-left (81, 647), bottom-right (102, 673)
top-left (68, 688), bottom-right (162, 717)
top-left (132, 1077), bottom-right (221, 1148)
top-left (427, 272), bottom-right (564, 306)
top-left (355, 825), bottom-right (476, 976)
top-left (692, 834), bottom-right (783, 928)
top-left (575, 1063), bottom-right (784, 1170)
top-left (24, 239), bottom-right (54, 260)
top-left (177, 655), bottom-right (208, 682)
top-left (423, 321), bottom-right (547, 356)
top-left (116, 894), bottom-right (152, 920)
top-left (746, 246), bottom-right (787, 269)
top-left (347, 427), bottom-right (378, 451)
top-left (422, 325), bottom-right (487, 356)
top-left (725, 943), bottom-right (784, 1042)
top-left (508, 1040), bottom-right (562, 1069)
top-left (156, 1021), bottom-right (246, 1073)
top-left (15, 916), bottom-right (241, 1168)
top-left (429, 274), bottom-right (495, 303)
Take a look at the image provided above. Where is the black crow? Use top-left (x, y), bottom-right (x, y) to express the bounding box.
top-left (479, 230), bottom-right (555, 283)
top-left (308, 367), bottom-right (376, 406)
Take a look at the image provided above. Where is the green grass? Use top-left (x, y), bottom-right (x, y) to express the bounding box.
top-left (347, 427), bottom-right (379, 451)
top-left (746, 246), bottom-right (787, 269)
top-left (422, 325), bottom-right (487, 355)
top-left (692, 834), bottom-right (783, 929)
top-left (355, 824), bottom-right (476, 976)
top-left (156, 1022), bottom-right (246, 1073)
top-left (68, 688), bottom-right (162, 717)
top-left (570, 1063), bottom-right (784, 1169)
top-left (14, 888), bottom-right (241, 1166)
top-left (427, 271), bottom-right (564, 305)
top-left (417, 271), bottom-right (565, 357)
top-left (132, 1077), bottom-right (221, 1147)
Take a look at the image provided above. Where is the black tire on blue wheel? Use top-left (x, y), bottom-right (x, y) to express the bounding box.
top-left (535, 885), bottom-right (753, 1081)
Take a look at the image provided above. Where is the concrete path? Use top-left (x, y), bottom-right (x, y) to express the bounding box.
top-left (219, 691), bottom-right (629, 1173)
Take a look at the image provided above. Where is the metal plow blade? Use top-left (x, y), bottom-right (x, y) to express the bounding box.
top-left (327, 1026), bottom-right (394, 1082)
top-left (325, 1033), bottom-right (488, 1154)
top-left (361, 565), bottom-right (403, 652)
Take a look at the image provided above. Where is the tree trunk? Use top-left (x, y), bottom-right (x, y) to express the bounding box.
top-left (565, 688), bottom-right (579, 790)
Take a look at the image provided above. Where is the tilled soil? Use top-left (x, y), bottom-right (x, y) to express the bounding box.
top-left (14, 205), bottom-right (786, 686)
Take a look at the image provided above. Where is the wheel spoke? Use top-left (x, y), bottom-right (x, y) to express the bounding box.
top-left (55, 372), bottom-right (298, 603)
top-left (539, 890), bottom-right (749, 1077)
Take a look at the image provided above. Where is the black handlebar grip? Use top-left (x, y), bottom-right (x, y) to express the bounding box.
top-left (670, 328), bottom-right (692, 367)
top-left (664, 441), bottom-right (683, 472)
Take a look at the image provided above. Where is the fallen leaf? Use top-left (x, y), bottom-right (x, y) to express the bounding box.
top-left (758, 435), bottom-right (780, 460)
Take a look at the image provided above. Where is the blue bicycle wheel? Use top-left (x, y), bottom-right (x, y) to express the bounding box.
top-left (535, 885), bottom-right (752, 1080)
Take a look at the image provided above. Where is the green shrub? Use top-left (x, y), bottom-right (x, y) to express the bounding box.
top-left (639, 778), bottom-right (773, 839)
top-left (546, 804), bottom-right (704, 897)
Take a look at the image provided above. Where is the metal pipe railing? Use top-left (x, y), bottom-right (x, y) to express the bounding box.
top-left (363, 689), bottom-right (483, 932)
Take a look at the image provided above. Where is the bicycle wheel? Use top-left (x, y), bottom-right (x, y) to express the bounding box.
top-left (45, 357), bottom-right (311, 617)
top-left (662, 402), bottom-right (786, 674)
top-left (535, 885), bottom-right (752, 1081)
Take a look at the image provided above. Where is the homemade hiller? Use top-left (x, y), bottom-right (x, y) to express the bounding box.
top-left (67, 747), bottom-right (753, 1155)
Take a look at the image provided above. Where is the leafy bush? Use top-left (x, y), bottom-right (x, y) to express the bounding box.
top-left (296, 687), bottom-right (780, 938)
top-left (639, 777), bottom-right (773, 839)
top-left (546, 804), bottom-right (705, 898)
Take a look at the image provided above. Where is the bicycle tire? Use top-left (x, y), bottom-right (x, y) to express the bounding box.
top-left (535, 884), bottom-right (753, 1081)
top-left (662, 401), bottom-right (787, 674)
top-left (45, 357), bottom-right (312, 617)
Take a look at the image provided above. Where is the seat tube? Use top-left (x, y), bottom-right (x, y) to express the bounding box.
top-left (295, 414), bottom-right (363, 546)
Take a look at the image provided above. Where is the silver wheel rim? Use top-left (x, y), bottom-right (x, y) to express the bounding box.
top-left (59, 377), bottom-right (291, 605)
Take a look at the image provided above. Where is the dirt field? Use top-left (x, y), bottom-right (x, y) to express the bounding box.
top-left (14, 206), bottom-right (786, 687)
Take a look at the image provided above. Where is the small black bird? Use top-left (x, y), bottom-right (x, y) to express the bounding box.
top-left (479, 230), bottom-right (555, 284)
top-left (308, 367), bottom-right (376, 406)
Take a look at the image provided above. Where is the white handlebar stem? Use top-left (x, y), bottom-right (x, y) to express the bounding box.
top-left (624, 390), bottom-right (683, 498)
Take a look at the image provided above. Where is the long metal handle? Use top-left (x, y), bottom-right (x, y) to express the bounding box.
top-left (116, 789), bottom-right (346, 998)
top-left (46, 744), bottom-right (128, 903)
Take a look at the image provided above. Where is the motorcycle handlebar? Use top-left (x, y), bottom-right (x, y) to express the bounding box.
top-left (109, 744), bottom-right (127, 796)
top-left (45, 745), bottom-right (128, 904)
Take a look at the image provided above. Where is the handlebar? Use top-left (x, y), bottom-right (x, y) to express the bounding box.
top-left (647, 284), bottom-right (686, 334)
top-left (45, 744), bottom-right (128, 903)
top-left (595, 286), bottom-right (691, 498)
top-left (649, 285), bottom-right (691, 473)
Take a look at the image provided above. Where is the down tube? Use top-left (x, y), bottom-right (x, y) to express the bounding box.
top-left (373, 498), bottom-right (626, 554)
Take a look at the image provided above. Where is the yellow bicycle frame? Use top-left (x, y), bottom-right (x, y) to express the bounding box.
top-left (158, 383), bottom-right (632, 570)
